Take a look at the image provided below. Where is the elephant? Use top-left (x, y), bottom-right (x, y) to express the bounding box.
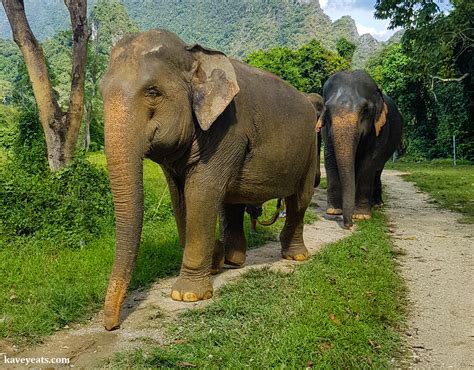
top-left (100, 29), bottom-right (319, 330)
top-left (318, 70), bottom-right (402, 228)
top-left (245, 93), bottom-right (323, 230)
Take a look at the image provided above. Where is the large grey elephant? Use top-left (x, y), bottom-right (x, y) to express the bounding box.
top-left (100, 29), bottom-right (319, 330)
top-left (319, 70), bottom-right (403, 228)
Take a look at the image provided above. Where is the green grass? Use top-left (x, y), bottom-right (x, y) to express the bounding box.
top-left (113, 211), bottom-right (406, 368)
top-left (0, 156), bottom-right (183, 344)
top-left (0, 153), bottom-right (311, 345)
top-left (386, 159), bottom-right (474, 223)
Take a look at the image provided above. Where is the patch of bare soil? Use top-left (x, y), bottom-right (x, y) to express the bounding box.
top-left (384, 170), bottom-right (474, 368)
top-left (1, 187), bottom-right (351, 368)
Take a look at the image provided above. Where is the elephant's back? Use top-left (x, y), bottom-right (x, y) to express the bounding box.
top-left (231, 59), bottom-right (316, 134)
top-left (224, 59), bottom-right (317, 204)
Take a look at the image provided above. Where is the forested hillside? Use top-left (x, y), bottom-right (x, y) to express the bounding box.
top-left (0, 0), bottom-right (385, 65)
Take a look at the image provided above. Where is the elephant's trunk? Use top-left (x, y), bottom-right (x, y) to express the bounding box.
top-left (103, 97), bottom-right (144, 331)
top-left (332, 112), bottom-right (358, 228)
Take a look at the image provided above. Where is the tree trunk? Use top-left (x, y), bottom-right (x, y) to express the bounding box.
top-left (2, 0), bottom-right (88, 171)
top-left (82, 102), bottom-right (91, 151)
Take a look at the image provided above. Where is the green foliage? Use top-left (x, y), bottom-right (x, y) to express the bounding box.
top-left (336, 37), bottom-right (356, 62)
top-left (1, 0), bottom-right (375, 59)
top-left (90, 0), bottom-right (140, 55)
top-left (0, 76), bottom-right (113, 246)
top-left (431, 82), bottom-right (472, 159)
top-left (0, 105), bottom-right (19, 150)
top-left (124, 0), bottom-right (337, 57)
top-left (113, 211), bottom-right (405, 368)
top-left (0, 39), bottom-right (21, 99)
top-left (373, 0), bottom-right (474, 160)
top-left (42, 31), bottom-right (73, 109)
top-left (246, 40), bottom-right (349, 94)
top-left (367, 44), bottom-right (434, 160)
top-left (1, 153), bottom-right (113, 247)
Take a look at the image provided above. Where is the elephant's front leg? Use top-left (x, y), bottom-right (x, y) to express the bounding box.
top-left (354, 162), bottom-right (375, 220)
top-left (324, 136), bottom-right (343, 215)
top-left (171, 184), bottom-right (221, 302)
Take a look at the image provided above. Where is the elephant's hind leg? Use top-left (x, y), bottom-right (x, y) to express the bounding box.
top-left (220, 203), bottom-right (247, 267)
top-left (371, 170), bottom-right (384, 207)
top-left (280, 169), bottom-right (314, 261)
top-left (280, 194), bottom-right (310, 261)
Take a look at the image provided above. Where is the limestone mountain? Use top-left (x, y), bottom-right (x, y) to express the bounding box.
top-left (0, 0), bottom-right (391, 66)
top-left (352, 33), bottom-right (384, 69)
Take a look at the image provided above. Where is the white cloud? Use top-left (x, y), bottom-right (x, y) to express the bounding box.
top-left (319, 0), bottom-right (329, 9)
top-left (356, 23), bottom-right (398, 40)
top-left (326, 0), bottom-right (356, 10)
top-left (356, 23), bottom-right (383, 37)
top-left (323, 1), bottom-right (399, 41)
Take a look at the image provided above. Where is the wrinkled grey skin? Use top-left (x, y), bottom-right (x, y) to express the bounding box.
top-left (100, 29), bottom-right (318, 330)
top-left (320, 70), bottom-right (403, 228)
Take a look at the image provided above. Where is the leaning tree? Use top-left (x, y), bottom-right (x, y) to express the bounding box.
top-left (2, 0), bottom-right (88, 171)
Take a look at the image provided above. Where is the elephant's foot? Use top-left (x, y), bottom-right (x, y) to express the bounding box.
top-left (170, 277), bottom-right (213, 302)
top-left (326, 207), bottom-right (342, 215)
top-left (222, 235), bottom-right (247, 267)
top-left (352, 213), bottom-right (371, 220)
top-left (281, 244), bottom-right (309, 261)
top-left (211, 241), bottom-right (224, 275)
top-left (225, 248), bottom-right (246, 267)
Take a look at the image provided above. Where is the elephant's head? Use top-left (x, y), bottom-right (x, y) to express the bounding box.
top-left (306, 93), bottom-right (324, 121)
top-left (320, 70), bottom-right (387, 227)
top-left (99, 29), bottom-right (240, 330)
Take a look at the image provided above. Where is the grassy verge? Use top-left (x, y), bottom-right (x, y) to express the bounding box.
top-left (386, 159), bottom-right (474, 223)
top-left (0, 156), bottom-right (182, 344)
top-left (113, 210), bottom-right (406, 368)
top-left (0, 153), bottom-right (312, 345)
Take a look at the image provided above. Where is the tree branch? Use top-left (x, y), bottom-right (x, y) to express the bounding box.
top-left (430, 73), bottom-right (469, 82)
top-left (63, 0), bottom-right (88, 155)
top-left (2, 0), bottom-right (62, 131)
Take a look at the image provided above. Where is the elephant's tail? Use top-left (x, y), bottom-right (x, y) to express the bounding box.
top-left (257, 198), bottom-right (284, 226)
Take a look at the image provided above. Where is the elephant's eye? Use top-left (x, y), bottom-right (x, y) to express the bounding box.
top-left (145, 87), bottom-right (162, 98)
top-left (361, 105), bottom-right (369, 117)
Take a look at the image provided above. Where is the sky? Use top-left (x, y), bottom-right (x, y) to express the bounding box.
top-left (320, 0), bottom-right (399, 41)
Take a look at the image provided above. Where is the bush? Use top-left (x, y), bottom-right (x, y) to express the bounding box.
top-left (1, 155), bottom-right (113, 246)
top-left (0, 108), bottom-right (113, 247)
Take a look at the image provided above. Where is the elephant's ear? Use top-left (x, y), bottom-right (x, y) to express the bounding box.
top-left (187, 44), bottom-right (240, 131)
top-left (374, 93), bottom-right (388, 137)
top-left (315, 108), bottom-right (326, 133)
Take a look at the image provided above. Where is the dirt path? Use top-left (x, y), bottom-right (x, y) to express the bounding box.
top-left (384, 170), bottom-right (474, 368)
top-left (3, 171), bottom-right (473, 368)
top-left (3, 188), bottom-right (351, 368)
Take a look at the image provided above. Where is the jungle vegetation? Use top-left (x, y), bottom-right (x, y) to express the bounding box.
top-left (0, 0), bottom-right (472, 361)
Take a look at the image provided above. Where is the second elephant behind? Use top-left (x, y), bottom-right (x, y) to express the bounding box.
top-left (319, 70), bottom-right (403, 228)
